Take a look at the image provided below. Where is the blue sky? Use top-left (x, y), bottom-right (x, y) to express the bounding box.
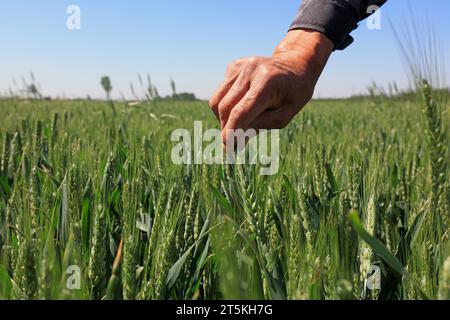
top-left (0, 0), bottom-right (449, 100)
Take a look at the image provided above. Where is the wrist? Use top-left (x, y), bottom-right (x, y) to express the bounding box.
top-left (272, 29), bottom-right (333, 80)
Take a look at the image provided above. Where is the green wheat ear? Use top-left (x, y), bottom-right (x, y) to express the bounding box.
top-left (88, 203), bottom-right (108, 299)
top-left (29, 166), bottom-right (40, 237)
top-left (7, 132), bottom-right (19, 182)
top-left (1, 52), bottom-right (450, 301)
top-left (122, 179), bottom-right (138, 300)
top-left (421, 80), bottom-right (448, 230)
top-left (13, 236), bottom-right (37, 300)
top-left (1, 132), bottom-right (11, 175)
top-left (438, 255), bottom-right (450, 300)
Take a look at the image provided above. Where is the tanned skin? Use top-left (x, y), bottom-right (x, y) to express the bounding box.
top-left (209, 29), bottom-right (334, 147)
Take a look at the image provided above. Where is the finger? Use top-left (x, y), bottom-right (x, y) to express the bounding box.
top-left (221, 89), bottom-right (273, 149)
top-left (250, 107), bottom-right (295, 130)
top-left (223, 78), bottom-right (275, 134)
top-left (209, 60), bottom-right (244, 118)
top-left (223, 107), bottom-right (293, 152)
top-left (209, 75), bottom-right (238, 119)
top-left (218, 73), bottom-right (250, 129)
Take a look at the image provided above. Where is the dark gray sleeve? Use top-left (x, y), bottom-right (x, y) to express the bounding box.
top-left (289, 0), bottom-right (387, 50)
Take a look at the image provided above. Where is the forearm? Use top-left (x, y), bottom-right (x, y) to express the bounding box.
top-left (290, 0), bottom-right (388, 50)
top-left (273, 29), bottom-right (333, 87)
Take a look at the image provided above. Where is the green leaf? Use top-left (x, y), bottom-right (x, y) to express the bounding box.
top-left (0, 176), bottom-right (11, 196)
top-left (349, 210), bottom-right (405, 276)
top-left (165, 221), bottom-right (223, 290)
top-left (165, 243), bottom-right (195, 290)
top-left (105, 275), bottom-right (121, 300)
top-left (194, 217), bottom-right (209, 257)
top-left (0, 264), bottom-right (12, 298)
top-left (81, 198), bottom-right (91, 260)
top-left (324, 162), bottom-right (338, 194)
top-left (349, 210), bottom-right (430, 300)
top-left (282, 175), bottom-right (296, 202)
top-left (224, 216), bottom-right (286, 300)
top-left (210, 185), bottom-right (232, 212)
top-left (59, 177), bottom-right (69, 245)
top-left (391, 163), bottom-right (399, 188)
top-left (193, 238), bottom-right (211, 281)
top-left (404, 212), bottom-right (425, 252)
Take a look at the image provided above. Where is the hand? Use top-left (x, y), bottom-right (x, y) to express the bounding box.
top-left (209, 29), bottom-right (333, 146)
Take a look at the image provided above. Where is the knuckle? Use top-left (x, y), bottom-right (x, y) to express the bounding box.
top-left (228, 58), bottom-right (246, 71)
top-left (227, 85), bottom-right (241, 96)
top-left (235, 57), bottom-right (246, 65)
top-left (219, 91), bottom-right (238, 110)
top-left (229, 105), bottom-right (242, 120)
top-left (231, 104), bottom-right (247, 121)
top-left (257, 64), bottom-right (271, 77)
top-left (228, 60), bottom-right (237, 68)
top-left (255, 67), bottom-right (278, 89)
top-left (245, 57), bottom-right (259, 68)
top-left (245, 89), bottom-right (260, 102)
top-left (226, 62), bottom-right (237, 74)
top-left (218, 100), bottom-right (229, 113)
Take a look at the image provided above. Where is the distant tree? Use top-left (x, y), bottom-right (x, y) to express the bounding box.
top-left (176, 92), bottom-right (197, 101)
top-left (163, 92), bottom-right (197, 101)
top-left (101, 76), bottom-right (112, 100)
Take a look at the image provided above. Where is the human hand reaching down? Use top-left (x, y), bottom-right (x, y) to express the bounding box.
top-left (209, 29), bottom-right (334, 147)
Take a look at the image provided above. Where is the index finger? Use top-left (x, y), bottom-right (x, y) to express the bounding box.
top-left (209, 75), bottom-right (238, 119)
top-left (223, 78), bottom-right (275, 134)
top-left (209, 59), bottom-right (245, 119)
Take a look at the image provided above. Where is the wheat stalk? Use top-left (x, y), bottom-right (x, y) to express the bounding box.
top-left (122, 179), bottom-right (138, 300)
top-left (88, 203), bottom-right (108, 299)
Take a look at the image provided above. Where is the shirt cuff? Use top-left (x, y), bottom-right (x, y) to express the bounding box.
top-left (289, 0), bottom-right (359, 50)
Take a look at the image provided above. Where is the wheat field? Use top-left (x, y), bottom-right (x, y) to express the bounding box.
top-left (0, 85), bottom-right (449, 300)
